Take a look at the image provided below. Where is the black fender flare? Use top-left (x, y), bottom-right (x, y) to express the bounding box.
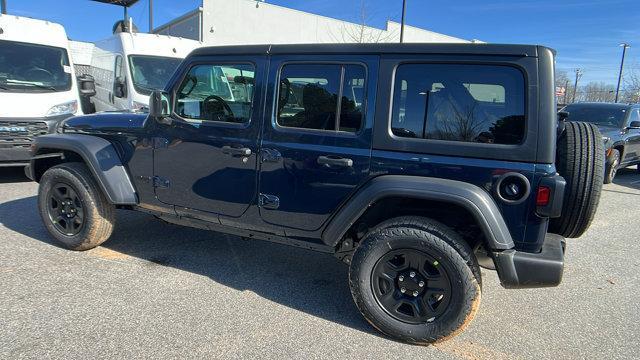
top-left (322, 175), bottom-right (515, 251)
top-left (30, 134), bottom-right (137, 205)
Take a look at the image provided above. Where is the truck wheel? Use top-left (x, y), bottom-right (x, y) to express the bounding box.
top-left (549, 121), bottom-right (604, 238)
top-left (349, 216), bottom-right (481, 344)
top-left (603, 149), bottom-right (620, 184)
top-left (38, 162), bottom-right (115, 251)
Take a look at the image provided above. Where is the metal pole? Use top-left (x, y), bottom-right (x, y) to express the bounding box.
top-left (572, 69), bottom-right (581, 103)
top-left (400, 0), bottom-right (407, 43)
top-left (124, 6), bottom-right (128, 22)
top-left (563, 79), bottom-right (569, 104)
top-left (1, 0), bottom-right (7, 15)
top-left (149, 0), bottom-right (153, 32)
top-left (615, 43), bottom-right (630, 103)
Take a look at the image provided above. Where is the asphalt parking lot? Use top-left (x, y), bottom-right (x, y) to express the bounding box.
top-left (1, 167), bottom-right (639, 359)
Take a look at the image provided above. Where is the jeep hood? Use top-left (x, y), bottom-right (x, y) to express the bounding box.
top-left (62, 112), bottom-right (148, 133)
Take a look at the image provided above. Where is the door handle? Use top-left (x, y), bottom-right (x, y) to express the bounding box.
top-left (317, 155), bottom-right (353, 167)
top-left (222, 146), bottom-right (252, 156)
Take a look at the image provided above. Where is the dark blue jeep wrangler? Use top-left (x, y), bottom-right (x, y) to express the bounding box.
top-left (27, 43), bottom-right (604, 344)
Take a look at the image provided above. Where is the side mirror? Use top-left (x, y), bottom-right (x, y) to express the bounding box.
top-left (77, 74), bottom-right (96, 97)
top-left (558, 111), bottom-right (569, 122)
top-left (149, 90), bottom-right (172, 124)
top-left (628, 121), bottom-right (640, 129)
top-left (114, 77), bottom-right (127, 98)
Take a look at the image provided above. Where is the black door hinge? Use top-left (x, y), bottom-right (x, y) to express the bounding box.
top-left (259, 193), bottom-right (280, 209)
top-left (153, 176), bottom-right (170, 188)
top-left (152, 137), bottom-right (169, 149)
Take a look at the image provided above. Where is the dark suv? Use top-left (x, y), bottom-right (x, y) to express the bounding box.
top-left (27, 44), bottom-right (604, 344)
top-left (560, 102), bottom-right (640, 183)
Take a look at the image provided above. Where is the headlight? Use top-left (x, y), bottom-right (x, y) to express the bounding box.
top-left (46, 100), bottom-right (78, 117)
top-left (132, 101), bottom-right (149, 113)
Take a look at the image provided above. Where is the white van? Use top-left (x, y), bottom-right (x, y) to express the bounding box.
top-left (88, 31), bottom-right (201, 112)
top-left (0, 15), bottom-right (90, 167)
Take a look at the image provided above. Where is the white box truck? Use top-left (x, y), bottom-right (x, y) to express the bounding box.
top-left (0, 14), bottom-right (93, 167)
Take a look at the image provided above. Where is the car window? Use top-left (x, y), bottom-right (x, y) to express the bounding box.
top-left (175, 63), bottom-right (255, 124)
top-left (391, 64), bottom-right (526, 144)
top-left (627, 109), bottom-right (640, 124)
top-left (277, 64), bottom-right (365, 133)
top-left (563, 104), bottom-right (627, 128)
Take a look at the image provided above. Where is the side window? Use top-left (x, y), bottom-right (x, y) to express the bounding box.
top-left (277, 64), bottom-right (365, 133)
top-left (391, 64), bottom-right (526, 145)
top-left (628, 109), bottom-right (640, 124)
top-left (175, 63), bottom-right (255, 124)
top-left (113, 55), bottom-right (126, 98)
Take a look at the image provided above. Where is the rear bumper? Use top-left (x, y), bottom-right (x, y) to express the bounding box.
top-left (493, 233), bottom-right (565, 289)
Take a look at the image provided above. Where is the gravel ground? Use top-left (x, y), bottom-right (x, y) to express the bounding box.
top-left (1, 166), bottom-right (639, 359)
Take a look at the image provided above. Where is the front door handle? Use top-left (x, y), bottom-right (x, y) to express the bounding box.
top-left (317, 155), bottom-right (353, 167)
top-left (222, 146), bottom-right (252, 156)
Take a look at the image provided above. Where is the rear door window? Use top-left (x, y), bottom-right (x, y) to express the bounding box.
top-left (391, 64), bottom-right (526, 144)
top-left (277, 63), bottom-right (366, 133)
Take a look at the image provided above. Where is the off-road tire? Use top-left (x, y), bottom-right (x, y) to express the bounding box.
top-left (549, 121), bottom-right (604, 238)
top-left (38, 162), bottom-right (115, 250)
top-left (603, 149), bottom-right (620, 184)
top-left (349, 216), bottom-right (481, 344)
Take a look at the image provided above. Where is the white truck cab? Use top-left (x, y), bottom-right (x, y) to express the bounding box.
top-left (89, 31), bottom-right (201, 112)
top-left (0, 15), bottom-right (89, 167)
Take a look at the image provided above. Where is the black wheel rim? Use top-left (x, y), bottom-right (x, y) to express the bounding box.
top-left (47, 182), bottom-right (85, 236)
top-left (371, 249), bottom-right (452, 324)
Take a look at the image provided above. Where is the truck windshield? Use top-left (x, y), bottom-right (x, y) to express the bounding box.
top-left (0, 40), bottom-right (72, 92)
top-left (128, 55), bottom-right (183, 95)
top-left (563, 104), bottom-right (627, 128)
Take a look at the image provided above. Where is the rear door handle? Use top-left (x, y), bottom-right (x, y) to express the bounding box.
top-left (317, 155), bottom-right (353, 167)
top-left (222, 146), bottom-right (252, 156)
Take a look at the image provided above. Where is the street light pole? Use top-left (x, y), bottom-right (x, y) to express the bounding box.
top-left (572, 68), bottom-right (581, 103)
top-left (615, 43), bottom-right (630, 103)
top-left (1, 0), bottom-right (7, 15)
top-left (400, 0), bottom-right (407, 43)
top-left (149, 0), bottom-right (153, 32)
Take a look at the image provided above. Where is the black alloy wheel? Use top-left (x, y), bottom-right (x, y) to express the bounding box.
top-left (47, 182), bottom-right (85, 236)
top-left (372, 249), bottom-right (451, 324)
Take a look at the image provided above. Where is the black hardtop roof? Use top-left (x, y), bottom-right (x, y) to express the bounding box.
top-left (190, 43), bottom-right (550, 58)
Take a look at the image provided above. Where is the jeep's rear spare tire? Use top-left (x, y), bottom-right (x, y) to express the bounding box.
top-left (549, 121), bottom-right (604, 238)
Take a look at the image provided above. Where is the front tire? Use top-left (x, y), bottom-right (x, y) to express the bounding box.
top-left (603, 149), bottom-right (620, 184)
top-left (349, 217), bottom-right (481, 344)
top-left (38, 162), bottom-right (115, 250)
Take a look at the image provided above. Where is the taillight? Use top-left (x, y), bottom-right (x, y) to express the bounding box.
top-left (536, 186), bottom-right (551, 206)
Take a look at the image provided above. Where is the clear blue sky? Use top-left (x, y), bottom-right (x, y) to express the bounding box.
top-left (6, 0), bottom-right (638, 85)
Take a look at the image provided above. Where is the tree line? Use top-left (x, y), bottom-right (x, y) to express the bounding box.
top-left (556, 67), bottom-right (640, 104)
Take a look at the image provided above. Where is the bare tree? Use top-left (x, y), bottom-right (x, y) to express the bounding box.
top-left (622, 65), bottom-right (640, 103)
top-left (329, 0), bottom-right (397, 43)
top-left (580, 82), bottom-right (616, 102)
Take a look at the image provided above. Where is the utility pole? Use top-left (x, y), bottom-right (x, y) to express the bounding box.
top-left (400, 0), bottom-right (407, 43)
top-left (149, 0), bottom-right (154, 32)
top-left (615, 43), bottom-right (630, 103)
top-left (1, 0), bottom-right (7, 15)
top-left (572, 69), bottom-right (582, 103)
top-left (563, 79), bottom-right (569, 104)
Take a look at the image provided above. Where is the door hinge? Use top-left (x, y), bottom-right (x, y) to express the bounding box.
top-left (152, 137), bottom-right (169, 149)
top-left (259, 193), bottom-right (280, 209)
top-left (153, 176), bottom-right (170, 188)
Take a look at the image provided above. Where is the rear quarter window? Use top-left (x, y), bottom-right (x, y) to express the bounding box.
top-left (390, 64), bottom-right (526, 145)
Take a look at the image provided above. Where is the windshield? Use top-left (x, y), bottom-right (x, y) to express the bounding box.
top-left (0, 40), bottom-right (72, 92)
top-left (128, 55), bottom-right (183, 95)
top-left (563, 104), bottom-right (627, 128)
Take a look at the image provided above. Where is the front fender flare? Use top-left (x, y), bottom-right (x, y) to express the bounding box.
top-left (31, 134), bottom-right (137, 205)
top-left (322, 175), bottom-right (515, 250)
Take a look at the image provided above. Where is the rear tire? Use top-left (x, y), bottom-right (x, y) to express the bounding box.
top-left (349, 216), bottom-right (481, 344)
top-left (549, 121), bottom-right (604, 238)
top-left (38, 162), bottom-right (115, 250)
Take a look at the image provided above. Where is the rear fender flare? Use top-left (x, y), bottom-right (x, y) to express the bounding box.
top-left (322, 175), bottom-right (515, 251)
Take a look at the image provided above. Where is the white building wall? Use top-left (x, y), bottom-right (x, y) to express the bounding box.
top-left (156, 0), bottom-right (469, 45)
